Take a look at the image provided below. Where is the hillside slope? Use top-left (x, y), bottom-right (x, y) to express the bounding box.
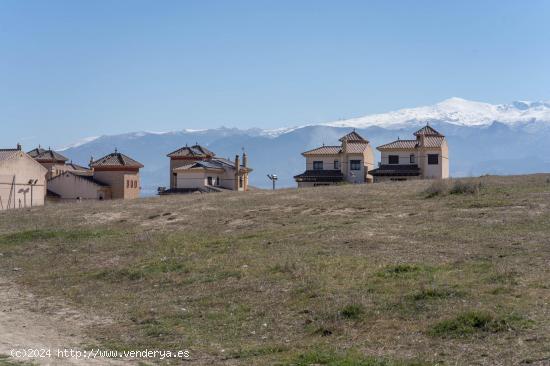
top-left (1, 176), bottom-right (550, 365)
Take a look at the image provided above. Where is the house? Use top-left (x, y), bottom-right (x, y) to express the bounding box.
top-left (27, 146), bottom-right (71, 179)
top-left (164, 144), bottom-right (252, 192)
top-left (89, 150), bottom-right (143, 199)
top-left (370, 125), bottom-right (449, 182)
top-left (47, 149), bottom-right (143, 200)
top-left (47, 170), bottom-right (112, 200)
top-left (0, 144), bottom-right (47, 210)
top-left (294, 131), bottom-right (375, 187)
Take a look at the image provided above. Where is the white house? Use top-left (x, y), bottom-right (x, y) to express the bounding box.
top-left (294, 131), bottom-right (375, 187)
top-left (370, 125), bottom-right (449, 182)
top-left (164, 145), bottom-right (252, 193)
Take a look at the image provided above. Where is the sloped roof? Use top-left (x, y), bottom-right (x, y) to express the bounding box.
top-left (346, 142), bottom-right (369, 153)
top-left (49, 170), bottom-right (109, 187)
top-left (27, 147), bottom-right (68, 162)
top-left (167, 144), bottom-right (215, 158)
top-left (90, 151), bottom-right (144, 169)
top-left (173, 158), bottom-right (250, 173)
top-left (377, 135), bottom-right (446, 150)
top-left (422, 136), bottom-right (446, 148)
top-left (0, 149), bottom-right (21, 161)
top-left (65, 161), bottom-right (91, 172)
top-left (414, 125), bottom-right (444, 137)
top-left (302, 146), bottom-right (341, 156)
top-left (377, 139), bottom-right (418, 150)
top-left (339, 130), bottom-right (368, 143)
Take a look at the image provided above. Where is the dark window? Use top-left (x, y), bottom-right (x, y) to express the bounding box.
top-left (410, 154), bottom-right (415, 164)
top-left (428, 154), bottom-right (439, 165)
top-left (388, 155), bottom-right (399, 164)
top-left (239, 176), bottom-right (244, 188)
top-left (313, 161), bottom-right (323, 170)
top-left (216, 177), bottom-right (220, 186)
top-left (350, 160), bottom-right (361, 171)
top-left (334, 160), bottom-right (339, 170)
top-left (207, 176), bottom-right (213, 185)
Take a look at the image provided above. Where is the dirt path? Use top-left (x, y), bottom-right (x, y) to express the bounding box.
top-left (0, 276), bottom-right (121, 366)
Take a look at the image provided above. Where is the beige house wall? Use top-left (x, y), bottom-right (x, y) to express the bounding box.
top-left (93, 170), bottom-right (140, 199)
top-left (0, 153), bottom-right (47, 210)
top-left (380, 146), bottom-right (448, 180)
top-left (47, 173), bottom-right (111, 200)
top-left (304, 144), bottom-right (374, 184)
top-left (175, 168), bottom-right (247, 191)
top-left (305, 155), bottom-right (340, 171)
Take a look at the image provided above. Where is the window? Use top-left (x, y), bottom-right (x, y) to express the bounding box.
top-left (134, 180), bottom-right (138, 188)
top-left (313, 161), bottom-right (323, 170)
top-left (428, 154), bottom-right (439, 165)
top-left (216, 177), bottom-right (220, 186)
top-left (388, 155), bottom-right (399, 164)
top-left (126, 180), bottom-right (130, 188)
top-left (207, 176), bottom-right (213, 186)
top-left (239, 176), bottom-right (244, 188)
top-left (334, 160), bottom-right (340, 170)
top-left (410, 154), bottom-right (415, 164)
top-left (350, 160), bottom-right (361, 171)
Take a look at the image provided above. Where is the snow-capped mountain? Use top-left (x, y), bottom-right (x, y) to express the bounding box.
top-left (325, 97), bottom-right (550, 129)
top-left (60, 97), bottom-right (550, 192)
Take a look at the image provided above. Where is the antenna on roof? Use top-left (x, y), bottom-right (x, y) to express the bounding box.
top-left (185, 143), bottom-right (188, 147)
top-left (114, 147), bottom-right (118, 153)
top-left (38, 144), bottom-right (41, 148)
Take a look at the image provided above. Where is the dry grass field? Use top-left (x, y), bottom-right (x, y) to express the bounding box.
top-left (1, 175), bottom-right (550, 365)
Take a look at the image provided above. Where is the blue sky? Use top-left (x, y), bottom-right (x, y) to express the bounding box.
top-left (1, 0), bottom-right (549, 148)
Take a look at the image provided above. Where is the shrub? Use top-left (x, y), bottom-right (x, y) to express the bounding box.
top-left (424, 180), bottom-right (449, 198)
top-left (429, 311), bottom-right (531, 337)
top-left (376, 264), bottom-right (429, 278)
top-left (340, 304), bottom-right (364, 320)
top-left (449, 180), bottom-right (482, 195)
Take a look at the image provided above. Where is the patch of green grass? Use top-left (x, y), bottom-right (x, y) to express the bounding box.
top-left (340, 304), bottom-right (365, 320)
top-left (408, 287), bottom-right (464, 301)
top-left (91, 258), bottom-right (188, 282)
top-left (286, 349), bottom-right (431, 366)
top-left (376, 264), bottom-right (434, 278)
top-left (429, 311), bottom-right (532, 338)
top-left (0, 229), bottom-right (112, 246)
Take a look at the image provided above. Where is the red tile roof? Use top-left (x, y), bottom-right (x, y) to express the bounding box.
top-left (302, 146), bottom-right (341, 155)
top-left (90, 151), bottom-right (143, 169)
top-left (414, 125), bottom-right (444, 137)
top-left (339, 130), bottom-right (368, 143)
top-left (167, 145), bottom-right (215, 158)
top-left (27, 147), bottom-right (68, 162)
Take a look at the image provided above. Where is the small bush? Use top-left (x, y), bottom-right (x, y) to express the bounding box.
top-left (429, 311), bottom-right (531, 337)
top-left (424, 180), bottom-right (449, 198)
top-left (340, 304), bottom-right (364, 320)
top-left (449, 180), bottom-right (482, 195)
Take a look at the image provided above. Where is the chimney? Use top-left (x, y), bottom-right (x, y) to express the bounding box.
top-left (235, 154), bottom-right (240, 173)
top-left (242, 152), bottom-right (248, 168)
top-left (342, 138), bottom-right (348, 153)
top-left (16, 143), bottom-right (21, 151)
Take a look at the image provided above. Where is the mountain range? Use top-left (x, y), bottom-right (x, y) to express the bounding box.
top-left (60, 98), bottom-right (550, 193)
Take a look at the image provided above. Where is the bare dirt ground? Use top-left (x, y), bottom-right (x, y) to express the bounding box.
top-left (0, 276), bottom-right (119, 366)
